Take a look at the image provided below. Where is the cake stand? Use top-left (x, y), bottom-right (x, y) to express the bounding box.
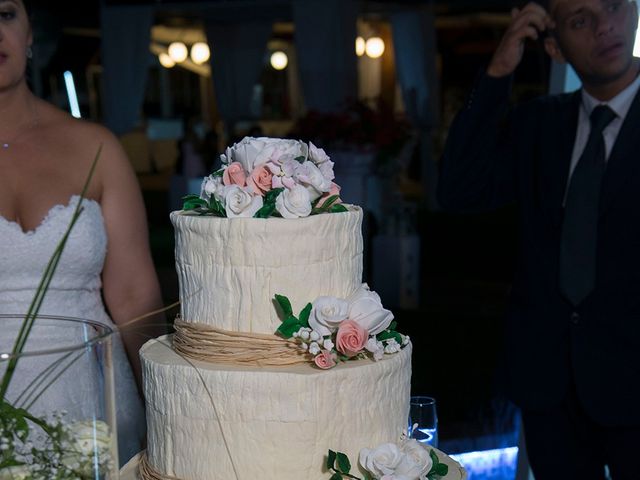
top-left (120, 449), bottom-right (467, 480)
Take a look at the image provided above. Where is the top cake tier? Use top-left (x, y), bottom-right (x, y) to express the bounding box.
top-left (171, 208), bottom-right (363, 334)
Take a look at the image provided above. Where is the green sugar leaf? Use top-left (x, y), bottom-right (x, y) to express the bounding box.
top-left (276, 316), bottom-right (302, 338)
top-left (264, 187), bottom-right (284, 203)
top-left (299, 303), bottom-right (312, 327)
top-left (336, 452), bottom-right (351, 474)
top-left (330, 474), bottom-right (343, 480)
top-left (275, 294), bottom-right (293, 316)
top-left (330, 203), bottom-right (348, 213)
top-left (434, 463), bottom-right (449, 476)
top-left (327, 450), bottom-right (337, 470)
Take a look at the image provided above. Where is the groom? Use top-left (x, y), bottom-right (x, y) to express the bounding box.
top-left (438, 0), bottom-right (640, 478)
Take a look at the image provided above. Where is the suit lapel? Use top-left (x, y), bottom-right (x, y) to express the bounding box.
top-left (600, 87), bottom-right (640, 215)
top-left (540, 91), bottom-right (581, 229)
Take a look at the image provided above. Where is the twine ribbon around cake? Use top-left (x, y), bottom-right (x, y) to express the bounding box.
top-left (139, 452), bottom-right (182, 480)
top-left (172, 318), bottom-right (309, 366)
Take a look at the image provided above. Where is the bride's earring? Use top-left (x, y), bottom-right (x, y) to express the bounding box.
top-left (26, 46), bottom-right (33, 59)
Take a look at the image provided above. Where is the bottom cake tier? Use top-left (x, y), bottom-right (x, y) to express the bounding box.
top-left (141, 335), bottom-right (412, 480)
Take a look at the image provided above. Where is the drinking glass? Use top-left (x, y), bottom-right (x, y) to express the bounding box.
top-left (409, 395), bottom-right (438, 447)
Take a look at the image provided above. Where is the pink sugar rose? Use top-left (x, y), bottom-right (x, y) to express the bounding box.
top-left (336, 320), bottom-right (368, 357)
top-left (247, 163), bottom-right (273, 196)
top-left (313, 349), bottom-right (337, 369)
top-left (223, 161), bottom-right (247, 187)
top-left (316, 182), bottom-right (342, 208)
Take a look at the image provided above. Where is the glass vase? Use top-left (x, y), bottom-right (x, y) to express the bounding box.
top-left (0, 314), bottom-right (119, 479)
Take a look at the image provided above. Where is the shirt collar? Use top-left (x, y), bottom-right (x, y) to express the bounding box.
top-left (581, 71), bottom-right (640, 121)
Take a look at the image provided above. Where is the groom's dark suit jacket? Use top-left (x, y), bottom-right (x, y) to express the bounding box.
top-left (438, 73), bottom-right (640, 427)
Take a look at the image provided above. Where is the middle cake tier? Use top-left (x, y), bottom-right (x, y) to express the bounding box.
top-left (170, 207), bottom-right (364, 334)
top-left (142, 336), bottom-right (412, 480)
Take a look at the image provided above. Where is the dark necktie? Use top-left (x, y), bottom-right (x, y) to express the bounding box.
top-left (559, 105), bottom-right (617, 306)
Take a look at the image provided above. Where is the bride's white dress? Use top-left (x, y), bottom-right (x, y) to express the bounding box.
top-left (0, 195), bottom-right (145, 464)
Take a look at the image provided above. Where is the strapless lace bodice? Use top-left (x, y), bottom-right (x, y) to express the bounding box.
top-left (0, 195), bottom-right (106, 299)
top-left (0, 195), bottom-right (145, 464)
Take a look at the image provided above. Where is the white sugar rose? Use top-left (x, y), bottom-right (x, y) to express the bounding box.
top-left (223, 185), bottom-right (263, 218)
top-left (318, 159), bottom-right (336, 181)
top-left (296, 161), bottom-right (332, 201)
top-left (308, 141), bottom-right (331, 164)
top-left (227, 137), bottom-right (266, 172)
top-left (396, 439), bottom-right (433, 479)
top-left (275, 184), bottom-right (312, 218)
top-left (308, 296), bottom-right (350, 336)
top-left (359, 443), bottom-right (404, 478)
top-left (254, 137), bottom-right (308, 166)
top-left (348, 284), bottom-right (394, 335)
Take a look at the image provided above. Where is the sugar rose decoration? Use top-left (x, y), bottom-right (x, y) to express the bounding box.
top-left (274, 284), bottom-right (409, 369)
top-left (326, 434), bottom-right (450, 480)
top-left (182, 137), bottom-right (347, 218)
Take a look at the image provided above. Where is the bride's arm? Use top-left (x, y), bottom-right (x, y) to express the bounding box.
top-left (93, 128), bottom-right (167, 391)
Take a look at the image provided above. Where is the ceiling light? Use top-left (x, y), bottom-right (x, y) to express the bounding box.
top-left (355, 36), bottom-right (365, 57)
top-left (159, 52), bottom-right (176, 68)
top-left (190, 42), bottom-right (211, 65)
top-left (365, 37), bottom-right (385, 59)
top-left (270, 51), bottom-right (288, 70)
top-left (168, 41), bottom-right (188, 63)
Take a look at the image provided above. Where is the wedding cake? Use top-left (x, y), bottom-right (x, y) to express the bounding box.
top-left (139, 137), bottom-right (465, 480)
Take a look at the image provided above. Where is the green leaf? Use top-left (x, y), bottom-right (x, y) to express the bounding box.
top-left (429, 448), bottom-right (439, 467)
top-left (182, 194), bottom-right (202, 201)
top-left (327, 450), bottom-right (337, 470)
top-left (330, 474), bottom-right (343, 480)
top-left (254, 202), bottom-right (277, 219)
top-left (376, 330), bottom-right (403, 345)
top-left (434, 463), bottom-right (449, 476)
top-left (183, 197), bottom-right (208, 211)
top-left (336, 452), bottom-right (351, 473)
top-left (389, 320), bottom-right (397, 331)
top-left (276, 315), bottom-right (302, 338)
top-left (363, 472), bottom-right (374, 480)
top-left (330, 203), bottom-right (348, 213)
top-left (212, 168), bottom-right (224, 177)
top-left (298, 303), bottom-right (312, 328)
top-left (321, 195), bottom-right (340, 209)
top-left (208, 196), bottom-right (226, 216)
top-left (295, 155), bottom-right (306, 163)
top-left (275, 294), bottom-right (293, 317)
top-left (264, 187), bottom-right (284, 204)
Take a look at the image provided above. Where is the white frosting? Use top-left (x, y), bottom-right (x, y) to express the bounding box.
top-left (142, 336), bottom-right (412, 480)
top-left (170, 208), bottom-right (363, 334)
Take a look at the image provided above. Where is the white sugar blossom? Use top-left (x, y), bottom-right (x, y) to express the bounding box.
top-left (223, 185), bottom-right (263, 218)
top-left (384, 339), bottom-right (401, 354)
top-left (348, 284), bottom-right (394, 335)
top-left (310, 330), bottom-right (321, 342)
top-left (300, 330), bottom-right (311, 341)
top-left (308, 296), bottom-right (350, 337)
top-left (323, 339), bottom-right (335, 351)
top-left (275, 185), bottom-right (312, 218)
top-left (402, 334), bottom-right (410, 346)
top-left (300, 342), bottom-right (309, 351)
top-left (309, 342), bottom-right (321, 356)
top-left (366, 337), bottom-right (385, 361)
top-left (295, 161), bottom-right (332, 201)
top-left (200, 174), bottom-right (224, 202)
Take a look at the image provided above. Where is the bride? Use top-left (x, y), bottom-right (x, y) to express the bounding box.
top-left (0, 0), bottom-right (165, 463)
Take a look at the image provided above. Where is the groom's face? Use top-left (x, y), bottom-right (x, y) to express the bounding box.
top-left (545, 0), bottom-right (638, 87)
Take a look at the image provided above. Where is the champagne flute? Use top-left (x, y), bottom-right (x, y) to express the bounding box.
top-left (408, 396), bottom-right (438, 447)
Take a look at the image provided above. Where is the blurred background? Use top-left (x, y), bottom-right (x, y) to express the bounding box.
top-left (25, 0), bottom-right (634, 478)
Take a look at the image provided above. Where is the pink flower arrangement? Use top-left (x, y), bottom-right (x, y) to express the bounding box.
top-left (275, 284), bottom-right (408, 369)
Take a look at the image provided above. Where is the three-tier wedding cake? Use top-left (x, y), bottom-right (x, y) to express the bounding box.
top-left (138, 137), bottom-right (466, 480)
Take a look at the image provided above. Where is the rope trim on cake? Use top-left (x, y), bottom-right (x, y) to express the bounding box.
top-left (139, 452), bottom-right (182, 480)
top-left (173, 318), bottom-right (310, 366)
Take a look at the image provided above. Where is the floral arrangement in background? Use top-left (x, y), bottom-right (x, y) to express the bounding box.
top-left (274, 284), bottom-right (408, 369)
top-left (326, 432), bottom-right (449, 480)
top-left (289, 100), bottom-right (413, 172)
top-left (182, 137), bottom-right (348, 218)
